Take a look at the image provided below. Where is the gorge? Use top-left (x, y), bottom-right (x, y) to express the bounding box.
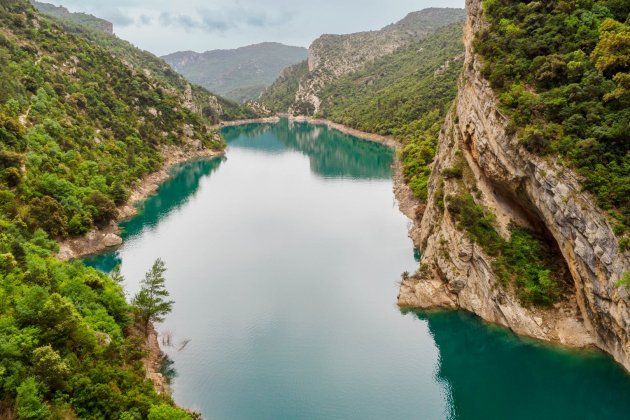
top-left (85, 120), bottom-right (630, 419)
top-left (0, 0), bottom-right (628, 418)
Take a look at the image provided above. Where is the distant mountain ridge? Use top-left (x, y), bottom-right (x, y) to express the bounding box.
top-left (162, 42), bottom-right (308, 103)
top-left (30, 0), bottom-right (113, 33)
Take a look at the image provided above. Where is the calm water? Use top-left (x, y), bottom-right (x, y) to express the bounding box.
top-left (86, 120), bottom-right (630, 419)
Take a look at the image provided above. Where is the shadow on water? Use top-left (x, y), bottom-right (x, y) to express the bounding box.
top-left (83, 157), bottom-right (225, 272)
top-left (221, 119), bottom-right (394, 180)
top-left (405, 309), bottom-right (630, 420)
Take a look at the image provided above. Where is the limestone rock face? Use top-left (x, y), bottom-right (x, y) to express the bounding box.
top-left (398, 0), bottom-right (630, 371)
top-left (289, 8), bottom-right (466, 115)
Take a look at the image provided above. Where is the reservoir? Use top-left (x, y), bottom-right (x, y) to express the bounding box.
top-left (86, 120), bottom-right (630, 419)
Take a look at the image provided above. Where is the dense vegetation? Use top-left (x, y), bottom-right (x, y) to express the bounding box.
top-left (258, 61), bottom-right (309, 113)
top-left (0, 221), bottom-right (193, 418)
top-left (0, 2), bottom-right (215, 416)
top-left (475, 0), bottom-right (630, 241)
top-left (0, 0), bottom-right (229, 238)
top-left (29, 2), bottom-right (255, 123)
top-left (317, 23), bottom-right (464, 201)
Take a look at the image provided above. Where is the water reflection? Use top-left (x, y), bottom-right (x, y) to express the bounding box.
top-left (123, 157), bottom-right (225, 239)
top-left (221, 119), bottom-right (394, 180)
top-left (84, 121), bottom-right (630, 420)
top-left (410, 310), bottom-right (630, 420)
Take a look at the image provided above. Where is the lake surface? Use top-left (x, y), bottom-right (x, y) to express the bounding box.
top-left (86, 120), bottom-right (630, 419)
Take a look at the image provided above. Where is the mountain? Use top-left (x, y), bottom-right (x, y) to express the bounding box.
top-left (317, 23), bottom-right (464, 201)
top-left (29, 1), bottom-right (256, 122)
top-left (162, 42), bottom-right (308, 103)
top-left (0, 1), bottom-right (225, 416)
top-left (29, 0), bottom-right (113, 33)
top-left (260, 7), bottom-right (466, 115)
top-left (398, 0), bottom-right (630, 373)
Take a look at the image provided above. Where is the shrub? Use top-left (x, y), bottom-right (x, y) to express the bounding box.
top-left (84, 191), bottom-right (117, 227)
top-left (148, 404), bottom-right (193, 420)
top-left (448, 190), bottom-right (562, 306)
top-left (27, 196), bottom-right (68, 237)
top-left (442, 164), bottom-right (463, 179)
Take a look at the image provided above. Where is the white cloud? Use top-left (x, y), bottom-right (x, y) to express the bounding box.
top-left (43, 0), bottom-right (466, 55)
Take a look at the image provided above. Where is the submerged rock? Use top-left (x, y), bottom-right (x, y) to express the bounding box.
top-left (103, 233), bottom-right (123, 247)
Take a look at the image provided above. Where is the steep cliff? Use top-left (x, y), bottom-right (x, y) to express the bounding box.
top-left (398, 0), bottom-right (630, 371)
top-left (260, 8), bottom-right (466, 115)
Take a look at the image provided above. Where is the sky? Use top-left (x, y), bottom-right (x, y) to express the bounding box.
top-left (45, 0), bottom-right (465, 56)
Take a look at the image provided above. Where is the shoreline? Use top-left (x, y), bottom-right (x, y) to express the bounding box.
top-left (53, 116), bottom-right (406, 411)
top-left (212, 116), bottom-right (281, 128)
top-left (56, 145), bottom-right (224, 261)
top-left (287, 115), bottom-right (400, 150)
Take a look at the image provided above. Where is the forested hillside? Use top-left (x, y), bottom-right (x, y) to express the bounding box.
top-left (29, 1), bottom-right (255, 123)
top-left (259, 8), bottom-right (465, 116)
top-left (476, 0), bottom-right (630, 241)
top-left (0, 1), bottom-right (211, 417)
top-left (260, 22), bottom-right (464, 203)
top-left (30, 1), bottom-right (112, 33)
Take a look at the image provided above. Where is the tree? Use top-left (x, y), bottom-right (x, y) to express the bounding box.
top-left (132, 259), bottom-right (174, 335)
top-left (83, 191), bottom-right (118, 228)
top-left (15, 377), bottom-right (50, 420)
top-left (148, 404), bottom-right (193, 420)
top-left (110, 264), bottom-right (125, 283)
top-left (26, 196), bottom-right (68, 238)
top-left (32, 345), bottom-right (71, 391)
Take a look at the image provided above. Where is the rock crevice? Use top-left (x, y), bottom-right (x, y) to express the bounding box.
top-left (398, 0), bottom-right (630, 370)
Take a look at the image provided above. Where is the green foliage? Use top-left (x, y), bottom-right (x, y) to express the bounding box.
top-left (475, 0), bottom-right (630, 230)
top-left (616, 271), bottom-right (630, 287)
top-left (31, 345), bottom-right (70, 390)
top-left (29, 1), bottom-right (112, 34)
top-left (0, 5), bottom-right (190, 417)
top-left (16, 377), bottom-right (50, 420)
top-left (29, 1), bottom-right (255, 122)
top-left (132, 258), bottom-right (174, 334)
top-left (317, 24), bottom-right (464, 202)
top-left (0, 1), bottom-right (231, 239)
top-left (442, 164), bottom-right (463, 179)
top-left (0, 220), bottom-right (180, 416)
top-left (447, 190), bottom-right (563, 306)
top-left (148, 404), bottom-right (193, 420)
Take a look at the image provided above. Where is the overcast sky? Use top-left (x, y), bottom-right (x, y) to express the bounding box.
top-left (45, 0), bottom-right (465, 56)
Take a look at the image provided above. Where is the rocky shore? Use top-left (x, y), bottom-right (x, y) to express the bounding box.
top-left (56, 144), bottom-right (224, 261)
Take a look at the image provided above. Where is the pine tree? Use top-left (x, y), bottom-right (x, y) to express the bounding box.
top-left (132, 259), bottom-right (174, 335)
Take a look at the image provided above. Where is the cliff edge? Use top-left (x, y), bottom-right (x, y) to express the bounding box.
top-left (398, 0), bottom-right (630, 371)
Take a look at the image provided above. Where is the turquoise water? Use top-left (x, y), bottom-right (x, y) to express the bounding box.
top-left (86, 120), bottom-right (630, 419)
